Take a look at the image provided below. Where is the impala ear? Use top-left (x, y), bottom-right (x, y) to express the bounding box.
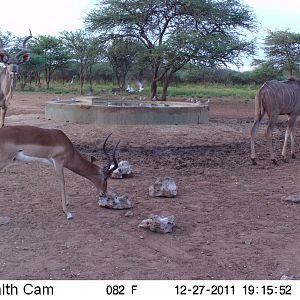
top-left (91, 156), bottom-right (97, 163)
top-left (19, 53), bottom-right (30, 65)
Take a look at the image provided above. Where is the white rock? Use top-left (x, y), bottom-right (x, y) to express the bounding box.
top-left (280, 274), bottom-right (295, 280)
top-left (98, 191), bottom-right (133, 209)
top-left (110, 161), bottom-right (133, 179)
top-left (139, 214), bottom-right (175, 233)
top-left (0, 216), bottom-right (10, 225)
top-left (281, 193), bottom-right (300, 203)
top-left (124, 210), bottom-right (134, 217)
top-left (67, 212), bottom-right (73, 220)
top-left (149, 177), bottom-right (177, 198)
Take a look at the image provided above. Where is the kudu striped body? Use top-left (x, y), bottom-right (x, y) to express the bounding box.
top-left (250, 78), bottom-right (300, 165)
top-left (0, 125), bottom-right (119, 219)
top-left (0, 31), bottom-right (32, 127)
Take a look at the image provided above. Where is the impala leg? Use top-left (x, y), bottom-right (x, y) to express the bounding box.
top-left (266, 115), bottom-right (278, 164)
top-left (250, 119), bottom-right (260, 165)
top-left (53, 163), bottom-right (72, 220)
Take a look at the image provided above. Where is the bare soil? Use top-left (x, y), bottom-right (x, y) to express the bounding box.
top-left (1, 92), bottom-right (300, 280)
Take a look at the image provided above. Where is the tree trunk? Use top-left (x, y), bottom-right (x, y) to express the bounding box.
top-left (150, 80), bottom-right (158, 100)
top-left (150, 64), bottom-right (160, 100)
top-left (89, 65), bottom-right (93, 94)
top-left (80, 61), bottom-right (84, 95)
top-left (161, 76), bottom-right (170, 101)
top-left (37, 73), bottom-right (41, 88)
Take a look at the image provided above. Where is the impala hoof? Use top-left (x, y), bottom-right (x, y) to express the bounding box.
top-left (251, 158), bottom-right (257, 165)
top-left (292, 154), bottom-right (296, 159)
top-left (67, 212), bottom-right (73, 220)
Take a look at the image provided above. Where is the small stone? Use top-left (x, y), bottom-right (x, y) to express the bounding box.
top-left (98, 191), bottom-right (133, 209)
top-left (139, 214), bottom-right (175, 233)
top-left (110, 161), bottom-right (133, 179)
top-left (281, 193), bottom-right (300, 203)
top-left (149, 177), bottom-right (177, 198)
top-left (280, 274), bottom-right (295, 280)
top-left (244, 239), bottom-right (252, 245)
top-left (110, 168), bottom-right (123, 179)
top-left (0, 216), bottom-right (10, 225)
top-left (124, 210), bottom-right (134, 217)
top-left (67, 212), bottom-right (73, 220)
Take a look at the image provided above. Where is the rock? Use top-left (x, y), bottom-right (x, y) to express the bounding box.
top-left (110, 161), bottom-right (133, 179)
top-left (124, 210), bottom-right (134, 217)
top-left (281, 193), bottom-right (300, 203)
top-left (280, 274), bottom-right (295, 280)
top-left (98, 191), bottom-right (133, 209)
top-left (139, 214), bottom-right (175, 233)
top-left (149, 177), bottom-right (177, 198)
top-left (0, 216), bottom-right (10, 225)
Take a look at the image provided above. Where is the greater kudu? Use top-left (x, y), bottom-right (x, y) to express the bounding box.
top-left (250, 78), bottom-right (300, 165)
top-left (0, 31), bottom-right (32, 127)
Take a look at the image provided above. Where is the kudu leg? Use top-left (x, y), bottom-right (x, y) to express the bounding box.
top-left (0, 107), bottom-right (7, 127)
top-left (265, 116), bottom-right (279, 164)
top-left (282, 116), bottom-right (297, 161)
top-left (250, 119), bottom-right (261, 165)
top-left (290, 116), bottom-right (297, 159)
top-left (291, 126), bottom-right (297, 159)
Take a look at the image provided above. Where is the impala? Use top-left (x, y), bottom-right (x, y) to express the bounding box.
top-left (0, 125), bottom-right (119, 219)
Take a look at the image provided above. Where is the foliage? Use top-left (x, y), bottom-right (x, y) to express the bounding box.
top-left (106, 38), bottom-right (142, 90)
top-left (256, 30), bottom-right (300, 77)
top-left (61, 30), bottom-right (103, 94)
top-left (85, 0), bottom-right (257, 100)
top-left (30, 35), bottom-right (69, 89)
top-left (0, 29), bottom-right (14, 49)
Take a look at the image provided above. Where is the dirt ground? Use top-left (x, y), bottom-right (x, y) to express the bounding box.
top-left (1, 92), bottom-right (300, 280)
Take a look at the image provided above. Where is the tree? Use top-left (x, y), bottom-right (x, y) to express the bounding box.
top-left (85, 0), bottom-right (256, 100)
top-left (250, 59), bottom-right (284, 84)
top-left (61, 30), bottom-right (101, 95)
top-left (106, 38), bottom-right (141, 90)
top-left (0, 29), bottom-right (14, 49)
top-left (30, 35), bottom-right (69, 89)
top-left (263, 30), bottom-right (300, 77)
top-left (18, 53), bottom-right (45, 90)
top-left (86, 37), bottom-right (103, 94)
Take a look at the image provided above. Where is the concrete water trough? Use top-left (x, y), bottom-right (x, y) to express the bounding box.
top-left (45, 97), bottom-right (209, 125)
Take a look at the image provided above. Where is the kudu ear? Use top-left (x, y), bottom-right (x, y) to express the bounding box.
top-left (18, 53), bottom-right (30, 65)
top-left (0, 53), bottom-right (9, 64)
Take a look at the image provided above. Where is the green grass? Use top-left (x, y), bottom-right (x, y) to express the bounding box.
top-left (165, 83), bottom-right (257, 99)
top-left (17, 81), bottom-right (258, 100)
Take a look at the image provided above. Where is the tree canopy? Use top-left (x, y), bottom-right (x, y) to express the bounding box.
top-left (263, 30), bottom-right (300, 77)
top-left (85, 0), bottom-right (257, 99)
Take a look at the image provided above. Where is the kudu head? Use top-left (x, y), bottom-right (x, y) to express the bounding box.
top-left (0, 31), bottom-right (32, 78)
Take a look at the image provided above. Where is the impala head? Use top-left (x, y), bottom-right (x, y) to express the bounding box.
top-left (0, 30), bottom-right (32, 77)
top-left (93, 133), bottom-right (119, 194)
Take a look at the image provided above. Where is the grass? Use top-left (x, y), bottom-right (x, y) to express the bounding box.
top-left (165, 83), bottom-right (257, 99)
top-left (17, 81), bottom-right (258, 100)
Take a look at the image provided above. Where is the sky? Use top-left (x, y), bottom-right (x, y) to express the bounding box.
top-left (0, 0), bottom-right (299, 69)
